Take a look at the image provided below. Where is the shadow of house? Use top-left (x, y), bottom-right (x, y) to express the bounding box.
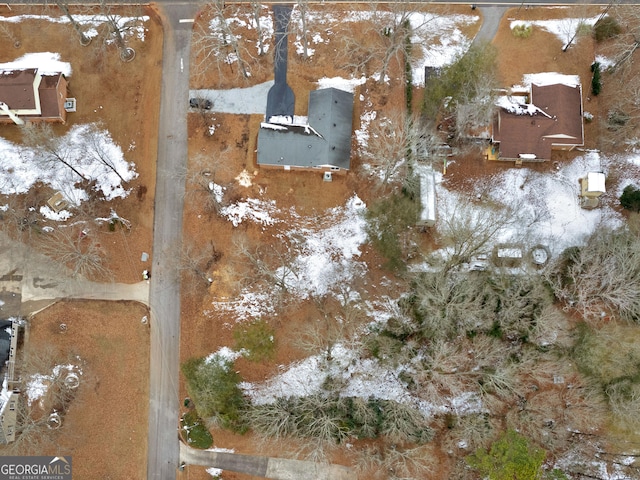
top-left (0, 69), bottom-right (70, 125)
top-left (257, 5), bottom-right (354, 173)
top-left (490, 75), bottom-right (584, 163)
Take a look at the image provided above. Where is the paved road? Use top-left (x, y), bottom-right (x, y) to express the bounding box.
top-left (146, 3), bottom-right (196, 480)
top-left (0, 1), bottom-right (601, 478)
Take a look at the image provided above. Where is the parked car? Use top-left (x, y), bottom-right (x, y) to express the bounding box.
top-left (190, 97), bottom-right (212, 110)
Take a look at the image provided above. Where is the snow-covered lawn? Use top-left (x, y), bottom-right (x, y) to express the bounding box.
top-left (510, 14), bottom-right (604, 50)
top-left (0, 123), bottom-right (137, 218)
top-left (208, 195), bottom-right (368, 320)
top-left (0, 13), bottom-right (149, 42)
top-left (446, 150), bottom-right (625, 257)
top-left (0, 52), bottom-right (137, 220)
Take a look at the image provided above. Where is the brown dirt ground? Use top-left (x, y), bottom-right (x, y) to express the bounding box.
top-left (0, 5), bottom-right (162, 283)
top-left (2, 3), bottom-right (632, 480)
top-left (447, 4), bottom-right (640, 217)
top-left (181, 5), bottom-right (640, 480)
top-left (1, 300), bottom-right (150, 479)
top-left (0, 6), bottom-right (161, 479)
top-left (181, 4), bottom-right (481, 480)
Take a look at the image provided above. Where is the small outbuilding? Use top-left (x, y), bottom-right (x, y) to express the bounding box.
top-left (579, 172), bottom-right (606, 209)
top-left (415, 164), bottom-right (437, 228)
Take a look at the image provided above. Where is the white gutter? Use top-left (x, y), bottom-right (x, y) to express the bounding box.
top-left (0, 102), bottom-right (24, 125)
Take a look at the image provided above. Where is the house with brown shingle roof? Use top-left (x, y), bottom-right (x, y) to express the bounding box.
top-left (0, 68), bottom-right (69, 125)
top-left (490, 74), bottom-right (584, 163)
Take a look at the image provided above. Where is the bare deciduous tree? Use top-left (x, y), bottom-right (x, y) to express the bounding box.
top-left (21, 123), bottom-right (87, 182)
top-left (338, 2), bottom-right (415, 82)
top-left (0, 22), bottom-right (21, 48)
top-left (249, 1), bottom-right (269, 57)
top-left (95, 0), bottom-right (145, 61)
top-left (192, 1), bottom-right (257, 85)
top-left (356, 442), bottom-right (437, 480)
top-left (292, 295), bottom-right (360, 362)
top-left (51, 0), bottom-right (92, 45)
top-left (233, 234), bottom-right (299, 294)
top-left (178, 240), bottom-right (222, 290)
top-left (39, 226), bottom-right (111, 280)
top-left (360, 111), bottom-right (443, 188)
top-left (184, 153), bottom-right (230, 217)
top-left (433, 194), bottom-right (523, 271)
top-left (82, 124), bottom-right (131, 184)
top-left (557, 3), bottom-right (592, 52)
top-left (7, 346), bottom-right (83, 455)
top-left (548, 227), bottom-right (640, 322)
top-left (292, 0), bottom-right (311, 60)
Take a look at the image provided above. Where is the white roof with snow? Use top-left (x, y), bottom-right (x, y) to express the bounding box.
top-left (522, 72), bottom-right (580, 88)
top-left (0, 52), bottom-right (72, 76)
top-left (586, 172), bottom-right (606, 193)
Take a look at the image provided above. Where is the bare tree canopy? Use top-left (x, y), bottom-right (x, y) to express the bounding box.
top-left (192, 1), bottom-right (269, 85)
top-left (338, 2), bottom-right (429, 83)
top-left (548, 226), bottom-right (640, 323)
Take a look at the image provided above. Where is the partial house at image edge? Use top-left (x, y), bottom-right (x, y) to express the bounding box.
top-left (490, 78), bottom-right (584, 162)
top-left (0, 319), bottom-right (21, 444)
top-left (0, 68), bottom-right (70, 124)
top-left (257, 87), bottom-right (354, 173)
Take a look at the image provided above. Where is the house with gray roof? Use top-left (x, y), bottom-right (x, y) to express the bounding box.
top-left (256, 5), bottom-right (354, 173)
top-left (257, 87), bottom-right (354, 173)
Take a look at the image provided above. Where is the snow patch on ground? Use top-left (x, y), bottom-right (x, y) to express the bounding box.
top-left (432, 151), bottom-right (625, 263)
top-left (0, 123), bottom-right (136, 214)
top-left (25, 364), bottom-right (82, 406)
top-left (277, 195), bottom-right (367, 298)
top-left (206, 347), bottom-right (243, 366)
top-left (221, 198), bottom-right (279, 227)
top-left (241, 342), bottom-right (480, 419)
top-left (510, 15), bottom-right (603, 50)
top-left (208, 291), bottom-right (278, 322)
top-left (0, 14), bottom-right (149, 42)
top-left (316, 76), bottom-right (367, 92)
top-left (521, 72), bottom-right (581, 88)
top-left (595, 54), bottom-right (615, 70)
top-left (206, 448), bottom-right (235, 478)
top-left (208, 195), bottom-right (368, 321)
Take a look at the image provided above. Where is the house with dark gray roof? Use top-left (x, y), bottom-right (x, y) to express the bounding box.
top-left (257, 87), bottom-right (354, 173)
top-left (256, 4), bottom-right (354, 173)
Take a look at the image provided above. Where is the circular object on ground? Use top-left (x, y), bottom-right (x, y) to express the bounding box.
top-left (529, 245), bottom-right (551, 267)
